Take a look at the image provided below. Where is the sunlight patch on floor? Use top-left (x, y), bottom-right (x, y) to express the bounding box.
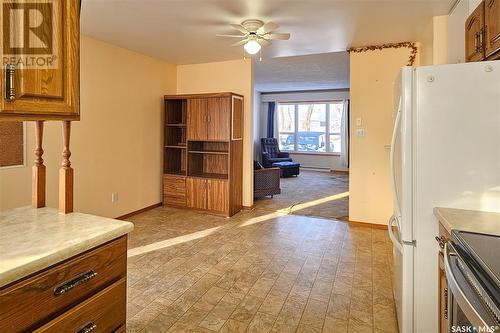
top-left (127, 226), bottom-right (221, 257)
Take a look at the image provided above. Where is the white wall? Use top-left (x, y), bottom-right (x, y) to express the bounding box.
top-left (259, 90), bottom-right (349, 171)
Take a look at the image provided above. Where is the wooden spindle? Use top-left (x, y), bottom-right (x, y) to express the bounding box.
top-left (59, 121), bottom-right (73, 214)
top-left (32, 121), bottom-right (46, 208)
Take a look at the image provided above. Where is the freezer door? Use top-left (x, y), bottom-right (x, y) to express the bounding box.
top-left (391, 67), bottom-right (414, 242)
top-left (388, 215), bottom-right (414, 333)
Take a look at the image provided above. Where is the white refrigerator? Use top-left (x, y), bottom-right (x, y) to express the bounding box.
top-left (388, 61), bottom-right (500, 333)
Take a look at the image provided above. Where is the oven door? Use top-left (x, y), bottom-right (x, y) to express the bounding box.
top-left (444, 243), bottom-right (498, 331)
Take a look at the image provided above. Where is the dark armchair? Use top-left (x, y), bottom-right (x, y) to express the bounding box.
top-left (261, 138), bottom-right (293, 168)
top-left (254, 161), bottom-right (281, 198)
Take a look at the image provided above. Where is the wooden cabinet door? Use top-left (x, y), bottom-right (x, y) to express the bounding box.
top-left (187, 99), bottom-right (208, 140)
top-left (0, 0), bottom-right (80, 120)
top-left (186, 177), bottom-right (206, 209)
top-left (207, 179), bottom-right (228, 213)
top-left (207, 97), bottom-right (230, 141)
top-left (485, 0), bottom-right (500, 58)
top-left (465, 2), bottom-right (486, 62)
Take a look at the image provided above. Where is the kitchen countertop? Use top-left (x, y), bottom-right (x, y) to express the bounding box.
top-left (0, 206), bottom-right (134, 288)
top-left (434, 207), bottom-right (500, 237)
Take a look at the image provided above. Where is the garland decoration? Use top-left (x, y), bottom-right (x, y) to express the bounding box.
top-left (347, 42), bottom-right (418, 66)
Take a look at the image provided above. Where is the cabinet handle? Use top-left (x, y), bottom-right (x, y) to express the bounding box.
top-left (474, 32), bottom-right (480, 53)
top-left (53, 270), bottom-right (98, 296)
top-left (435, 236), bottom-right (446, 249)
top-left (75, 322), bottom-right (97, 333)
top-left (5, 64), bottom-right (15, 101)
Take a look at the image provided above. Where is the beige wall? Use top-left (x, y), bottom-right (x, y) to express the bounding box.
top-left (419, 15), bottom-right (449, 66)
top-left (176, 59), bottom-right (254, 207)
top-left (349, 47), bottom-right (417, 225)
top-left (0, 36), bottom-right (177, 217)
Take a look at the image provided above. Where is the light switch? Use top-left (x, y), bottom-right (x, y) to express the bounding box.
top-left (356, 118), bottom-right (362, 126)
top-left (356, 128), bottom-right (365, 137)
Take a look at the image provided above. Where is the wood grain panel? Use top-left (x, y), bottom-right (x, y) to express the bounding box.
top-left (229, 141), bottom-right (243, 216)
top-left (187, 99), bottom-right (207, 140)
top-left (207, 179), bottom-right (229, 213)
top-left (465, 2), bottom-right (485, 62)
top-left (163, 175), bottom-right (186, 197)
top-left (0, 0), bottom-right (81, 120)
top-left (203, 154), bottom-right (228, 175)
top-left (0, 237), bottom-right (126, 332)
top-left (0, 122), bottom-right (23, 167)
top-left (207, 97), bottom-right (230, 141)
top-left (33, 279), bottom-right (126, 333)
top-left (485, 0), bottom-right (500, 58)
top-left (186, 177), bottom-right (206, 209)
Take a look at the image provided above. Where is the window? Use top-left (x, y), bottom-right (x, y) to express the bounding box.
top-left (277, 102), bottom-right (344, 154)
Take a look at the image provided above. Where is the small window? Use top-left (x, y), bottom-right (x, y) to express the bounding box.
top-left (0, 122), bottom-right (25, 168)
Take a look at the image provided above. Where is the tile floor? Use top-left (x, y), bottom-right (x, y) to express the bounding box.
top-left (124, 171), bottom-right (396, 332)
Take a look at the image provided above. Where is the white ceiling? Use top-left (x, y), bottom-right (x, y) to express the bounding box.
top-left (81, 0), bottom-right (454, 65)
top-left (254, 52), bottom-right (350, 92)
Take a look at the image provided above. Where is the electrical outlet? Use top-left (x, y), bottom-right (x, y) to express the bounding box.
top-left (356, 128), bottom-right (365, 137)
top-left (111, 192), bottom-right (118, 203)
top-left (356, 118), bottom-right (362, 126)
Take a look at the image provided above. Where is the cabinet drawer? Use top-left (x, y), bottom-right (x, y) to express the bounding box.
top-left (164, 195), bottom-right (187, 207)
top-left (163, 175), bottom-right (186, 197)
top-left (0, 237), bottom-right (127, 332)
top-left (34, 279), bottom-right (126, 333)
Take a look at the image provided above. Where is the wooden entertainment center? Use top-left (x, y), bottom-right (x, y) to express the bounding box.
top-left (163, 93), bottom-right (244, 217)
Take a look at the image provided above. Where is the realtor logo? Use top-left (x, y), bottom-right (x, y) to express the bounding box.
top-left (2, 0), bottom-right (57, 68)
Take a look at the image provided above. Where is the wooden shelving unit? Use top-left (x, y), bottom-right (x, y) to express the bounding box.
top-left (163, 93), bottom-right (244, 217)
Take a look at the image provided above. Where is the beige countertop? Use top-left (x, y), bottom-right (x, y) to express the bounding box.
top-left (0, 206), bottom-right (134, 288)
top-left (434, 207), bottom-right (500, 237)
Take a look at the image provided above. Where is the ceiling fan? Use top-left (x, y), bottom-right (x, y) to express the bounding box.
top-left (217, 19), bottom-right (290, 55)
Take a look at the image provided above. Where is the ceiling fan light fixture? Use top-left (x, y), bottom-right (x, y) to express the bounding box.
top-left (244, 40), bottom-right (261, 54)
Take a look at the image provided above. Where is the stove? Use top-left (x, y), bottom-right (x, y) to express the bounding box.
top-left (445, 230), bottom-right (500, 331)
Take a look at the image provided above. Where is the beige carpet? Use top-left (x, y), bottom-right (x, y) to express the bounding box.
top-left (254, 170), bottom-right (349, 221)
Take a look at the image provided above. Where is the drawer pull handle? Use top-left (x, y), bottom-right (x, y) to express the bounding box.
top-left (54, 270), bottom-right (98, 296)
top-left (76, 322), bottom-right (97, 333)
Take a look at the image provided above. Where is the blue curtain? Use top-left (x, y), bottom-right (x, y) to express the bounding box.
top-left (267, 102), bottom-right (276, 138)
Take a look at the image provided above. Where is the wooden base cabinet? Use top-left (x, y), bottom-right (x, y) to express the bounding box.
top-left (0, 237), bottom-right (127, 333)
top-left (163, 93), bottom-right (243, 217)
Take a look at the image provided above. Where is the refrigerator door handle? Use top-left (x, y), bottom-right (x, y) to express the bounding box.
top-left (390, 98), bottom-right (403, 219)
top-left (388, 215), bottom-right (403, 253)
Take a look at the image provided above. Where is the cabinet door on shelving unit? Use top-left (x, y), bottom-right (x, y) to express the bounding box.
top-left (485, 0), bottom-right (500, 58)
top-left (207, 179), bottom-right (228, 214)
top-left (186, 177), bottom-right (206, 209)
top-left (207, 97), bottom-right (230, 141)
top-left (465, 2), bottom-right (485, 62)
top-left (187, 99), bottom-right (208, 140)
top-left (0, 0), bottom-right (80, 121)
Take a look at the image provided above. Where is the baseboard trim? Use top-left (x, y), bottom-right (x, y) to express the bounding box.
top-left (116, 202), bottom-right (162, 220)
top-left (242, 205), bottom-right (254, 210)
top-left (348, 220), bottom-right (387, 230)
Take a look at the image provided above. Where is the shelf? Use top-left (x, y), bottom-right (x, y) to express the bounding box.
top-left (188, 150), bottom-right (228, 155)
top-left (165, 145), bottom-right (186, 149)
top-left (166, 124), bottom-right (186, 127)
top-left (189, 172), bottom-right (228, 180)
top-left (164, 171), bottom-right (187, 176)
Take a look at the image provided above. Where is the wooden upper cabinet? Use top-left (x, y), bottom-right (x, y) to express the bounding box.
top-left (207, 97), bottom-right (230, 141)
top-left (485, 0), bottom-right (500, 58)
top-left (207, 179), bottom-right (228, 213)
top-left (0, 0), bottom-right (80, 121)
top-left (466, 2), bottom-right (486, 62)
top-left (187, 99), bottom-right (208, 140)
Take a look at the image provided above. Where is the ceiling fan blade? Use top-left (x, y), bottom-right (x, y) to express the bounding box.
top-left (230, 24), bottom-right (249, 34)
top-left (216, 34), bottom-right (247, 38)
top-left (232, 39), bottom-right (248, 46)
top-left (266, 33), bottom-right (290, 40)
top-left (257, 38), bottom-right (270, 46)
top-left (257, 21), bottom-right (279, 34)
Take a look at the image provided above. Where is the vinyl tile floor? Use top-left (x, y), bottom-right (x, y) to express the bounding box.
top-left (125, 173), bottom-right (397, 333)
